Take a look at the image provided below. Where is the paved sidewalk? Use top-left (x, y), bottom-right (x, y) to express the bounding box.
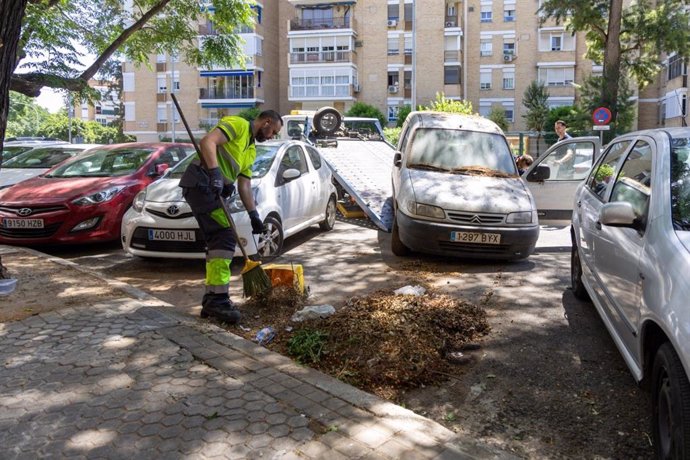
top-left (0, 248), bottom-right (513, 459)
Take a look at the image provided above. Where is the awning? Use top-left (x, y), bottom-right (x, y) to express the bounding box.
top-left (201, 102), bottom-right (256, 109)
top-left (199, 70), bottom-right (254, 77)
top-left (290, 0), bottom-right (355, 7)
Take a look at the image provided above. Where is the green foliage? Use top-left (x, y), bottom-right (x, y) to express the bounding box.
top-left (287, 329), bottom-right (328, 364)
top-left (487, 107), bottom-right (509, 131)
top-left (38, 112), bottom-right (133, 144)
top-left (6, 92), bottom-right (51, 138)
top-left (522, 81), bottom-right (550, 134)
top-left (420, 93), bottom-right (473, 115)
top-left (594, 164), bottom-right (614, 183)
top-left (345, 102), bottom-right (386, 127)
top-left (577, 75), bottom-right (635, 142)
top-left (237, 108), bottom-right (261, 121)
top-left (396, 105), bottom-right (412, 128)
top-left (384, 127), bottom-right (401, 147)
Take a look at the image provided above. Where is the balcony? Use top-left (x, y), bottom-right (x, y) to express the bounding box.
top-left (444, 17), bottom-right (458, 28)
top-left (290, 50), bottom-right (354, 64)
top-left (444, 50), bottom-right (461, 63)
top-left (156, 62), bottom-right (166, 72)
top-left (157, 122), bottom-right (169, 131)
top-left (156, 93), bottom-right (168, 102)
top-left (199, 87), bottom-right (255, 100)
top-left (289, 16), bottom-right (356, 31)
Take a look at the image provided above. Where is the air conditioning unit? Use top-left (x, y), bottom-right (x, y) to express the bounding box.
top-left (503, 53), bottom-right (515, 62)
top-left (388, 85), bottom-right (399, 94)
top-left (387, 19), bottom-right (397, 27)
top-left (353, 84), bottom-right (360, 93)
top-left (445, 21), bottom-right (454, 27)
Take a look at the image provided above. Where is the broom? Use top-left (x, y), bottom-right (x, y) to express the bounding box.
top-left (171, 94), bottom-right (271, 297)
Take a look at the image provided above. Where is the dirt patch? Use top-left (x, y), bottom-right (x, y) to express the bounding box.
top-left (0, 252), bottom-right (128, 322)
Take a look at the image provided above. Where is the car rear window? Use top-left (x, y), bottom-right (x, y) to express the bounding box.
top-left (3, 147), bottom-right (82, 169)
top-left (407, 128), bottom-right (516, 175)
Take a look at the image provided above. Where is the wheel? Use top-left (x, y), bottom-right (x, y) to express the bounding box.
top-left (391, 214), bottom-right (410, 256)
top-left (652, 342), bottom-right (690, 459)
top-left (256, 215), bottom-right (283, 262)
top-left (313, 107), bottom-right (341, 136)
top-left (570, 243), bottom-right (590, 300)
top-left (319, 195), bottom-right (336, 231)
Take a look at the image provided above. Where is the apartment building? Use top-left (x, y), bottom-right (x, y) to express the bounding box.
top-left (123, 0), bottom-right (686, 141)
top-left (76, 79), bottom-right (120, 126)
top-left (638, 53), bottom-right (689, 129)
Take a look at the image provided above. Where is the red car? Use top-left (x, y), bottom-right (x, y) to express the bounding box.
top-left (0, 142), bottom-right (194, 245)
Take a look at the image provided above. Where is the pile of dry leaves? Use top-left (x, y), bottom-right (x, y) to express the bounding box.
top-left (234, 286), bottom-right (490, 400)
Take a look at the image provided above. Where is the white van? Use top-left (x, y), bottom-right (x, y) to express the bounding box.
top-left (391, 111), bottom-right (539, 260)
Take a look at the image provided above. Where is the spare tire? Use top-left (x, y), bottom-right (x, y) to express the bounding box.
top-left (313, 107), bottom-right (342, 136)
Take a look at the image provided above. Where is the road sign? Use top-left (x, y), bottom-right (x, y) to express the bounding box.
top-left (593, 125), bottom-right (611, 131)
top-left (593, 107), bottom-right (612, 125)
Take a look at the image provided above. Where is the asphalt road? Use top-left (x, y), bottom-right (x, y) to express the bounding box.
top-left (36, 220), bottom-right (652, 458)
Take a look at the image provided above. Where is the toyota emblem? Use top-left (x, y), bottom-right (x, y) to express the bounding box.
top-left (17, 208), bottom-right (33, 217)
top-left (166, 205), bottom-right (180, 216)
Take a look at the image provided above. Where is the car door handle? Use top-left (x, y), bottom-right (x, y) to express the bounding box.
top-left (595, 221), bottom-right (602, 230)
top-left (576, 200), bottom-right (582, 208)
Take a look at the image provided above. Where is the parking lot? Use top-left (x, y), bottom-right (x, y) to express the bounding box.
top-left (35, 219), bottom-right (653, 458)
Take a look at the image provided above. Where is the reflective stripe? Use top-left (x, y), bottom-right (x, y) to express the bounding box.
top-left (207, 249), bottom-right (234, 260)
top-left (205, 284), bottom-right (229, 294)
top-left (217, 120), bottom-right (237, 140)
top-left (218, 144), bottom-right (241, 179)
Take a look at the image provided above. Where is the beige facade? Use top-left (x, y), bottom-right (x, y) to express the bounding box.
top-left (123, 0), bottom-right (687, 141)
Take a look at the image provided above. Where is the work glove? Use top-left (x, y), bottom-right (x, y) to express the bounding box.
top-left (208, 167), bottom-right (224, 196)
top-left (220, 183), bottom-right (235, 198)
top-left (248, 210), bottom-right (267, 234)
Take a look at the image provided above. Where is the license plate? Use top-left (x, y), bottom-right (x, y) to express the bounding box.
top-left (451, 231), bottom-right (501, 244)
top-left (3, 218), bottom-right (44, 229)
top-left (148, 229), bottom-right (196, 242)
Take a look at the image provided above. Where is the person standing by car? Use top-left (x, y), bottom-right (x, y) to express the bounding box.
top-left (179, 111), bottom-right (283, 324)
top-left (555, 120), bottom-right (572, 142)
top-left (554, 120), bottom-right (575, 178)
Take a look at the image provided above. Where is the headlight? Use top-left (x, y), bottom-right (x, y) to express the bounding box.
top-left (132, 190), bottom-right (147, 212)
top-left (506, 211), bottom-right (533, 224)
top-left (72, 186), bottom-right (125, 206)
top-left (403, 199), bottom-right (445, 219)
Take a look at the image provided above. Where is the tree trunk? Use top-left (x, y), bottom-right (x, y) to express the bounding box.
top-left (0, 0), bottom-right (29, 277)
top-left (603, 0), bottom-right (623, 124)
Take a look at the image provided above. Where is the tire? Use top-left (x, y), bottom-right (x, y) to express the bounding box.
top-left (570, 243), bottom-right (590, 300)
top-left (391, 215), bottom-right (410, 256)
top-left (652, 342), bottom-right (690, 460)
top-left (256, 215), bottom-right (283, 263)
top-left (313, 107), bottom-right (341, 136)
top-left (319, 195), bottom-right (337, 231)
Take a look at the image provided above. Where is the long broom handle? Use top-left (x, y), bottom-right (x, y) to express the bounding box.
top-left (170, 94), bottom-right (252, 262)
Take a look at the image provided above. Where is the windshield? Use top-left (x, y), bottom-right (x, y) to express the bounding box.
top-left (3, 147), bottom-right (83, 169)
top-left (169, 144), bottom-right (279, 180)
top-left (407, 128), bottom-right (517, 176)
top-left (671, 136), bottom-right (690, 231)
top-left (2, 146), bottom-right (34, 161)
top-left (47, 147), bottom-right (154, 178)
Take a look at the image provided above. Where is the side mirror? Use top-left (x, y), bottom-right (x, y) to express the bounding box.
top-left (393, 151), bottom-right (402, 167)
top-left (154, 163), bottom-right (170, 176)
top-left (599, 201), bottom-right (637, 228)
top-left (527, 164), bottom-right (550, 182)
top-left (282, 168), bottom-right (301, 181)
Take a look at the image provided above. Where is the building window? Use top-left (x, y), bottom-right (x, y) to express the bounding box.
top-left (539, 67), bottom-right (575, 86)
top-left (668, 54), bottom-right (686, 81)
top-left (503, 104), bottom-right (514, 122)
top-left (404, 35), bottom-right (413, 55)
top-left (479, 104), bottom-right (491, 117)
top-left (503, 71), bottom-right (515, 90)
top-left (157, 75), bottom-right (167, 93)
top-left (480, 5), bottom-right (492, 22)
top-left (388, 71), bottom-right (400, 87)
top-left (551, 35), bottom-right (562, 51)
top-left (503, 42), bottom-right (515, 55)
top-left (504, 9), bottom-right (515, 21)
top-left (123, 73), bottom-right (135, 92)
top-left (387, 3), bottom-right (399, 21)
top-left (447, 5), bottom-right (456, 16)
top-left (480, 70), bottom-right (492, 90)
top-left (444, 66), bottom-right (461, 85)
top-left (157, 106), bottom-right (167, 123)
top-left (388, 37), bottom-right (399, 55)
top-left (480, 40), bottom-right (493, 57)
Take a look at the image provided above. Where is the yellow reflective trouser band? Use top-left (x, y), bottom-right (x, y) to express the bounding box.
top-left (206, 258), bottom-right (230, 292)
top-left (210, 208), bottom-right (230, 227)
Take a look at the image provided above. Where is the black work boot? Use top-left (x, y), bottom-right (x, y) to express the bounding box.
top-left (201, 293), bottom-right (241, 324)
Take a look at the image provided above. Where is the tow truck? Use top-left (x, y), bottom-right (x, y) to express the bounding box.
top-left (281, 108), bottom-right (396, 232)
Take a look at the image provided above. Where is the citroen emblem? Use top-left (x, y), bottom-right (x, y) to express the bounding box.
top-left (17, 208), bottom-right (33, 217)
top-left (470, 215), bottom-right (482, 224)
top-left (166, 205), bottom-right (180, 216)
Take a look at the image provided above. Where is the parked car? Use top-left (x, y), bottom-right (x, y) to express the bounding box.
top-left (0, 143), bottom-right (101, 190)
top-left (391, 111), bottom-right (539, 260)
top-left (121, 139), bottom-right (337, 260)
top-left (570, 127), bottom-right (690, 458)
top-left (521, 136), bottom-right (601, 224)
top-left (0, 142), bottom-right (193, 245)
top-left (2, 140), bottom-right (69, 162)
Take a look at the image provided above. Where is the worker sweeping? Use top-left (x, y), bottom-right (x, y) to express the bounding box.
top-left (179, 110), bottom-right (283, 324)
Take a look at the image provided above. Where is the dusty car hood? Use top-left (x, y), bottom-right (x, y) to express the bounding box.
top-left (0, 168), bottom-right (48, 188)
top-left (406, 169), bottom-right (533, 214)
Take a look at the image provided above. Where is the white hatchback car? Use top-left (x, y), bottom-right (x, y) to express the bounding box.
top-left (571, 127), bottom-right (690, 458)
top-left (121, 139), bottom-right (337, 260)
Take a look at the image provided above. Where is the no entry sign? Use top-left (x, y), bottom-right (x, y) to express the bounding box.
top-left (593, 107), bottom-right (612, 125)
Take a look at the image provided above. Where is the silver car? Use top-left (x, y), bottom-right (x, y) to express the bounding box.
top-left (571, 127), bottom-right (690, 458)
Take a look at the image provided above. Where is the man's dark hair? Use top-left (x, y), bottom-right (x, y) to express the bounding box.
top-left (555, 120), bottom-right (567, 128)
top-left (258, 110), bottom-right (283, 126)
